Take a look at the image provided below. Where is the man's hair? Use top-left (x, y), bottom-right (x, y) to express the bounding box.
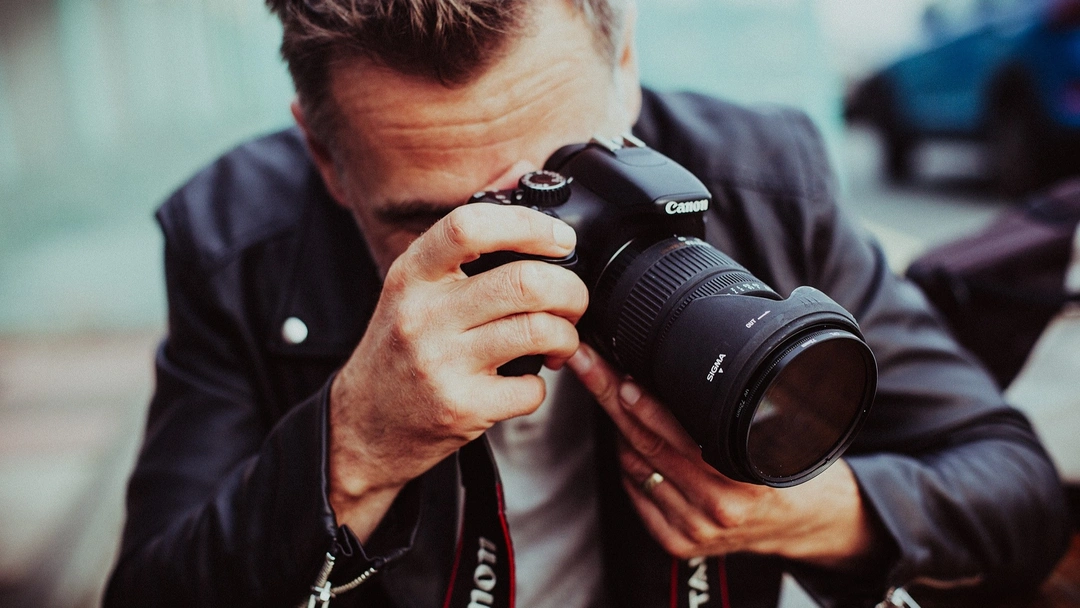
top-left (266, 0), bottom-right (627, 143)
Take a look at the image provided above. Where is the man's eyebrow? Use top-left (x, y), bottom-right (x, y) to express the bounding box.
top-left (374, 200), bottom-right (459, 225)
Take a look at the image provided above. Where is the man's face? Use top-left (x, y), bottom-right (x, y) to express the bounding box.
top-left (303, 0), bottom-right (640, 276)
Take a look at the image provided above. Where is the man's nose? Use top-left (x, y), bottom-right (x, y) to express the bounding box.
top-left (481, 159), bottom-right (540, 192)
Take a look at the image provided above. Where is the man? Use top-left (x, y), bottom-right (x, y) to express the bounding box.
top-left (104, 0), bottom-right (1070, 606)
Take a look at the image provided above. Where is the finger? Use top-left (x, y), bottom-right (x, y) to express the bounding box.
top-left (543, 353), bottom-right (570, 371)
top-left (620, 475), bottom-right (699, 559)
top-left (447, 260), bottom-right (588, 330)
top-left (619, 442), bottom-right (722, 546)
top-left (425, 373), bottom-right (548, 439)
top-left (570, 343), bottom-right (706, 461)
top-left (568, 344), bottom-right (677, 462)
top-left (630, 434), bottom-right (768, 536)
top-left (403, 204), bottom-right (576, 281)
top-left (591, 370), bottom-right (752, 521)
top-left (566, 342), bottom-right (626, 424)
top-left (463, 373), bottom-right (549, 423)
top-left (617, 379), bottom-right (707, 459)
top-left (616, 410), bottom-right (754, 524)
top-left (465, 312), bottom-right (580, 374)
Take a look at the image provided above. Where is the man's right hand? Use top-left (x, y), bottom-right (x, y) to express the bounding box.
top-left (327, 202), bottom-right (588, 541)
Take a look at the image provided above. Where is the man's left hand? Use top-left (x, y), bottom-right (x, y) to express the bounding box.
top-left (566, 343), bottom-right (879, 568)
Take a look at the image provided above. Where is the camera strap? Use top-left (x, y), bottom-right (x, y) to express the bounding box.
top-left (442, 435), bottom-right (731, 608)
top-left (672, 555), bottom-right (730, 608)
top-left (442, 435), bottom-right (515, 608)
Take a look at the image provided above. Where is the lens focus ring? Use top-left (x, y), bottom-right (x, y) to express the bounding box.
top-left (604, 238), bottom-right (772, 376)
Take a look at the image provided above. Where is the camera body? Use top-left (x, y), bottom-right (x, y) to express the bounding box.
top-left (463, 135), bottom-right (708, 289)
top-left (463, 137), bottom-right (877, 487)
top-left (463, 136), bottom-right (721, 366)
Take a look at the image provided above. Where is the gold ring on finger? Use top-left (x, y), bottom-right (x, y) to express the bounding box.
top-left (642, 471), bottom-right (665, 494)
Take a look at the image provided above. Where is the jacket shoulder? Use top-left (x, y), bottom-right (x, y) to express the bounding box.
top-left (634, 89), bottom-right (834, 200)
top-left (156, 128), bottom-right (321, 270)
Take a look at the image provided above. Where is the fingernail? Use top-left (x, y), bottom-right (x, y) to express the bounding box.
top-left (567, 348), bottom-right (592, 375)
top-left (619, 381), bottom-right (641, 408)
top-left (553, 221), bottom-right (576, 250)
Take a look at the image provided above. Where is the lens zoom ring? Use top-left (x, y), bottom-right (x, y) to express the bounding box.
top-left (615, 243), bottom-right (732, 373)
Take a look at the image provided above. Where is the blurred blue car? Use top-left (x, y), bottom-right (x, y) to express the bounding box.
top-left (847, 0), bottom-right (1080, 195)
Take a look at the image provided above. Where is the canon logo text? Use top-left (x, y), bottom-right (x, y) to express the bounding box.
top-left (664, 199), bottom-right (710, 214)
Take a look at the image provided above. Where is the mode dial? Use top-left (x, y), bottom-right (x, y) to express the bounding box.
top-left (518, 170), bottom-right (572, 208)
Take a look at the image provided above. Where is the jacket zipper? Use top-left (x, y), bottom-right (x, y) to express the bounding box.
top-left (875, 586), bottom-right (923, 608)
top-left (301, 552), bottom-right (379, 608)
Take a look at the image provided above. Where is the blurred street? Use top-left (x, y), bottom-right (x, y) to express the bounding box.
top-left (0, 126), bottom-right (1059, 607)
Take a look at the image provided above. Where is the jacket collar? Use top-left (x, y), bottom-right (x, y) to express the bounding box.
top-left (264, 159), bottom-right (383, 360)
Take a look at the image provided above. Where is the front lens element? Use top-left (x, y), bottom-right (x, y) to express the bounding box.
top-left (746, 334), bottom-right (874, 482)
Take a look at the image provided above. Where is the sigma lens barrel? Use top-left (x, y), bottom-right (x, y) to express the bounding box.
top-left (589, 237), bottom-right (877, 487)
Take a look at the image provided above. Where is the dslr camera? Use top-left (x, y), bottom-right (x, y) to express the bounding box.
top-left (463, 136), bottom-right (877, 487)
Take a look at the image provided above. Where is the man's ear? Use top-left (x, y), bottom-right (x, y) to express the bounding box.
top-left (615, 1), bottom-right (642, 127)
top-left (291, 100), bottom-right (349, 206)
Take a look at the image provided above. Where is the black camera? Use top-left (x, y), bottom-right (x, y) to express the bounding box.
top-left (462, 136), bottom-right (877, 487)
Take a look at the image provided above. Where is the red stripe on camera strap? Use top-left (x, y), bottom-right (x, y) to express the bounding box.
top-left (442, 436), bottom-right (515, 608)
top-left (670, 555), bottom-right (730, 608)
top-left (442, 435), bottom-right (732, 608)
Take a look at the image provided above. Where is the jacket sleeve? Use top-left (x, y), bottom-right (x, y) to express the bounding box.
top-left (103, 196), bottom-right (418, 607)
top-left (782, 113), bottom-right (1071, 604)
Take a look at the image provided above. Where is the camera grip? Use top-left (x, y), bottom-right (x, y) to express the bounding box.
top-left (461, 250), bottom-right (578, 377)
top-left (496, 355), bottom-right (546, 377)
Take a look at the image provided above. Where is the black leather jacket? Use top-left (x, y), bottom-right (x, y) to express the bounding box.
top-left (104, 90), bottom-right (1070, 607)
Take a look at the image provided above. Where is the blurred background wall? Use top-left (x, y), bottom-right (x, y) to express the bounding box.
top-left (0, 0), bottom-right (941, 335)
top-left (0, 0), bottom-right (294, 332)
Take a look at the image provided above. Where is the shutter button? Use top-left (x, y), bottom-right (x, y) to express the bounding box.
top-left (282, 317), bottom-right (309, 345)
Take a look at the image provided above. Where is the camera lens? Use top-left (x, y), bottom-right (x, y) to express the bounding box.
top-left (742, 330), bottom-right (875, 484)
top-left (588, 237), bottom-right (876, 487)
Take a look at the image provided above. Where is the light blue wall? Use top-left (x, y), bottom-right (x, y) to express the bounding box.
top-left (0, 0), bottom-right (294, 333)
top-left (0, 0), bottom-right (843, 333)
top-left (635, 0), bottom-right (844, 165)
top-left (0, 62), bottom-right (19, 185)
